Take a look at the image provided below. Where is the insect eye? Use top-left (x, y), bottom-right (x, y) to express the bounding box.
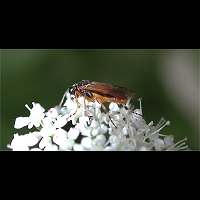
top-left (85, 92), bottom-right (93, 98)
top-left (84, 80), bottom-right (91, 84)
top-left (80, 80), bottom-right (91, 86)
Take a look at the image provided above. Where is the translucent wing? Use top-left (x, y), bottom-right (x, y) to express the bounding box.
top-left (86, 81), bottom-right (135, 99)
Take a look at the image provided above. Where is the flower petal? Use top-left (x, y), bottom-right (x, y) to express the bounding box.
top-left (109, 103), bottom-right (119, 112)
top-left (8, 133), bottom-right (30, 151)
top-left (14, 117), bottom-right (30, 129)
top-left (59, 139), bottom-right (75, 151)
top-left (81, 137), bottom-right (92, 149)
top-left (53, 129), bottom-right (68, 145)
top-left (67, 128), bottom-right (80, 140)
top-left (44, 144), bottom-right (58, 151)
top-left (39, 137), bottom-right (52, 149)
top-left (73, 144), bottom-right (85, 151)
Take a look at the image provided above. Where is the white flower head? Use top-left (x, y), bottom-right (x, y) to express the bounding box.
top-left (8, 89), bottom-right (188, 151)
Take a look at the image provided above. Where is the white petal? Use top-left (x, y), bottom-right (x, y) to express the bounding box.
top-left (14, 117), bottom-right (30, 129)
top-left (122, 127), bottom-right (128, 136)
top-left (44, 144), bottom-right (58, 151)
top-left (77, 96), bottom-right (85, 105)
top-left (90, 120), bottom-right (98, 128)
top-left (73, 144), bottom-right (85, 151)
top-left (93, 135), bottom-right (106, 146)
top-left (139, 146), bottom-right (149, 151)
top-left (94, 101), bottom-right (101, 109)
top-left (104, 146), bottom-right (116, 151)
top-left (30, 148), bottom-right (42, 151)
top-left (39, 137), bottom-right (52, 149)
top-left (67, 128), bottom-right (80, 140)
top-left (28, 122), bottom-right (34, 129)
top-left (91, 145), bottom-right (105, 151)
top-left (109, 103), bottom-right (119, 112)
top-left (99, 124), bottom-right (108, 134)
top-left (59, 139), bottom-right (75, 151)
top-left (40, 126), bottom-right (55, 137)
top-left (53, 129), bottom-right (68, 145)
top-left (75, 123), bottom-right (91, 137)
top-left (91, 128), bottom-right (99, 136)
top-left (164, 135), bottom-right (174, 147)
top-left (31, 131), bottom-right (42, 139)
top-left (12, 146), bottom-right (30, 151)
top-left (42, 117), bottom-right (54, 127)
top-left (154, 138), bottom-right (165, 151)
top-left (109, 135), bottom-right (119, 145)
top-left (9, 134), bottom-right (30, 151)
top-left (28, 103), bottom-right (45, 128)
top-left (26, 133), bottom-right (41, 147)
top-left (46, 108), bottom-right (59, 118)
top-left (80, 129), bottom-right (91, 137)
top-left (59, 106), bottom-right (69, 116)
top-left (81, 137), bottom-right (92, 149)
top-left (79, 116), bottom-right (90, 126)
top-left (31, 103), bottom-right (45, 113)
top-left (54, 116), bottom-right (68, 128)
top-left (63, 96), bottom-right (77, 113)
top-left (33, 120), bottom-right (42, 128)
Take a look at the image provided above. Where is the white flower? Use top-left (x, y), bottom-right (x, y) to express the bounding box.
top-left (73, 144), bottom-right (85, 151)
top-left (53, 129), bottom-right (68, 146)
top-left (39, 136), bottom-right (52, 149)
top-left (44, 144), bottom-right (59, 151)
top-left (67, 128), bottom-right (80, 140)
top-left (8, 133), bottom-right (40, 151)
top-left (59, 139), bottom-right (75, 151)
top-left (92, 135), bottom-right (107, 150)
top-left (53, 115), bottom-right (68, 128)
top-left (30, 148), bottom-right (42, 151)
top-left (109, 102), bottom-right (120, 112)
top-left (9, 90), bottom-right (188, 151)
top-left (81, 137), bottom-right (92, 149)
top-left (26, 103), bottom-right (45, 129)
top-left (46, 108), bottom-right (59, 119)
top-left (164, 135), bottom-right (174, 147)
top-left (14, 117), bottom-right (30, 129)
top-left (14, 102), bottom-right (45, 129)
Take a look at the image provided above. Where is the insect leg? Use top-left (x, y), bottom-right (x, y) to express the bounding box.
top-left (95, 98), bottom-right (117, 128)
top-left (59, 90), bottom-right (68, 107)
top-left (83, 92), bottom-right (93, 117)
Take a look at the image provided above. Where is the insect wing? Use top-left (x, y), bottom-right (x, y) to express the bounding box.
top-left (86, 81), bottom-right (134, 99)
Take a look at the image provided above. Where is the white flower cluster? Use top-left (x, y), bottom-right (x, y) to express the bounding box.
top-left (8, 92), bottom-right (188, 151)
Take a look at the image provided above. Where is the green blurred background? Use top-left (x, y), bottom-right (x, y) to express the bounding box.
top-left (0, 49), bottom-right (199, 150)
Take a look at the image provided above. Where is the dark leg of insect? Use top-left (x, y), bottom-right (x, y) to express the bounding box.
top-left (96, 100), bottom-right (117, 128)
top-left (58, 91), bottom-right (79, 122)
top-left (109, 115), bottom-right (117, 128)
top-left (59, 90), bottom-right (68, 107)
top-left (70, 92), bottom-right (81, 116)
top-left (82, 94), bottom-right (93, 118)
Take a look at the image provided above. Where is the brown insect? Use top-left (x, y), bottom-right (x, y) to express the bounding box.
top-left (62, 80), bottom-right (135, 106)
top-left (59, 80), bottom-right (135, 127)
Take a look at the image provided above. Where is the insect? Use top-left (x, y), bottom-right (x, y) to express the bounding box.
top-left (59, 80), bottom-right (135, 128)
top-left (60, 80), bottom-right (135, 107)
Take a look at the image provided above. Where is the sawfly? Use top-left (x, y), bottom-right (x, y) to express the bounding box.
top-left (59, 80), bottom-right (135, 127)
